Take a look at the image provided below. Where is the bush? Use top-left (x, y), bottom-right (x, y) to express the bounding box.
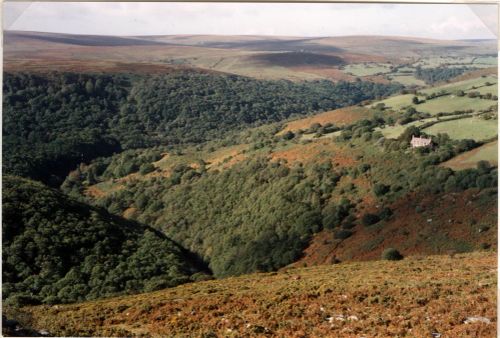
top-left (381, 248), bottom-right (403, 261)
top-left (139, 163), bottom-right (156, 175)
top-left (361, 213), bottom-right (381, 226)
top-left (378, 207), bottom-right (393, 220)
top-left (282, 131), bottom-right (295, 140)
top-left (373, 183), bottom-right (390, 197)
top-left (334, 229), bottom-right (353, 240)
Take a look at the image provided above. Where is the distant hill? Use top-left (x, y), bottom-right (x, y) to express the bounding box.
top-left (4, 31), bottom-right (496, 80)
top-left (2, 175), bottom-right (209, 306)
top-left (4, 31), bottom-right (172, 47)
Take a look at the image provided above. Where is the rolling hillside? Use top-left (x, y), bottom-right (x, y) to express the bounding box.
top-left (4, 31), bottom-right (497, 81)
top-left (2, 31), bottom-right (498, 337)
top-left (5, 251), bottom-right (496, 337)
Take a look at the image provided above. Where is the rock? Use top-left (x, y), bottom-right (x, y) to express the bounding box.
top-left (431, 333), bottom-right (441, 338)
top-left (464, 316), bottom-right (491, 324)
top-left (39, 329), bottom-right (50, 336)
top-left (347, 315), bottom-right (359, 321)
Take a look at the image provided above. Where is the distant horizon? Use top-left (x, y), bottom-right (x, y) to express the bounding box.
top-left (4, 3), bottom-right (497, 40)
top-left (5, 29), bottom-right (498, 43)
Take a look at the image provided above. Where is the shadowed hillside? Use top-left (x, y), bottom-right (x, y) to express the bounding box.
top-left (2, 176), bottom-right (209, 306)
top-left (249, 52), bottom-right (344, 67)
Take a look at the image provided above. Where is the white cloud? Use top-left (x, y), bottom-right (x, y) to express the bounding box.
top-left (3, 2), bottom-right (497, 40)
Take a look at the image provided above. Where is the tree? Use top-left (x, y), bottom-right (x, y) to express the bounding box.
top-left (381, 248), bottom-right (403, 261)
top-left (139, 163), bottom-right (155, 175)
top-left (361, 213), bottom-right (380, 226)
top-left (282, 131), bottom-right (295, 140)
top-left (373, 183), bottom-right (390, 197)
top-left (412, 96), bottom-right (420, 104)
top-left (85, 80), bottom-right (94, 94)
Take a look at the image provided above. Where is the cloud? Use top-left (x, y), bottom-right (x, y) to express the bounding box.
top-left (3, 2), bottom-right (497, 40)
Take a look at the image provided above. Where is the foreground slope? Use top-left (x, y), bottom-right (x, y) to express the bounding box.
top-left (6, 251), bottom-right (496, 337)
top-left (2, 176), bottom-right (208, 306)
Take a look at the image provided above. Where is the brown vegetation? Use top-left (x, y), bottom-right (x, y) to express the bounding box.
top-left (279, 106), bottom-right (372, 135)
top-left (10, 251), bottom-right (496, 337)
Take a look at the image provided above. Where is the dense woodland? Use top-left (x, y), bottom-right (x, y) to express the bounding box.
top-left (63, 117), bottom-right (497, 278)
top-left (414, 66), bottom-right (470, 84)
top-left (2, 176), bottom-right (208, 306)
top-left (3, 72), bottom-right (402, 185)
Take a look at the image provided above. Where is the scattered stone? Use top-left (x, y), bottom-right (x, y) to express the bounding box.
top-left (347, 315), bottom-right (359, 321)
top-left (431, 332), bottom-right (441, 338)
top-left (39, 329), bottom-right (50, 336)
top-left (464, 316), bottom-right (491, 324)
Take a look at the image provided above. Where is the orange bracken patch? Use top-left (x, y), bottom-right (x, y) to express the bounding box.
top-left (296, 188), bottom-right (497, 267)
top-left (278, 106), bottom-right (372, 135)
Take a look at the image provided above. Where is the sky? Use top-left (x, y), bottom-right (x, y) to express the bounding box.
top-left (3, 2), bottom-right (498, 40)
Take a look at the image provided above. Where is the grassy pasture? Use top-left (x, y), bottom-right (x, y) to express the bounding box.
top-left (417, 95), bottom-right (496, 115)
top-left (375, 117), bottom-right (440, 139)
top-left (473, 56), bottom-right (498, 66)
top-left (441, 140), bottom-right (498, 170)
top-left (343, 63), bottom-right (392, 76)
top-left (423, 117), bottom-right (498, 141)
top-left (370, 94), bottom-right (415, 111)
top-left (389, 74), bottom-right (426, 86)
top-left (466, 83), bottom-right (498, 96)
top-left (419, 76), bottom-right (497, 95)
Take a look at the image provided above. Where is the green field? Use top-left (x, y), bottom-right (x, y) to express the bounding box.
top-left (376, 118), bottom-right (440, 139)
top-left (370, 94), bottom-right (415, 111)
top-left (423, 117), bottom-right (498, 141)
top-left (473, 56), bottom-right (498, 66)
top-left (370, 90), bottom-right (496, 115)
top-left (417, 95), bottom-right (496, 115)
top-left (466, 83), bottom-right (498, 96)
top-left (441, 140), bottom-right (498, 170)
top-left (343, 63), bottom-right (392, 76)
top-left (389, 74), bottom-right (426, 86)
top-left (419, 76), bottom-right (497, 95)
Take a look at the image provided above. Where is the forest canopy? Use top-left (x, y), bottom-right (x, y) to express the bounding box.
top-left (2, 175), bottom-right (208, 306)
top-left (3, 71), bottom-right (402, 185)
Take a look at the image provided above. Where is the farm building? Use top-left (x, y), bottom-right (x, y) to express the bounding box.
top-left (410, 135), bottom-right (432, 148)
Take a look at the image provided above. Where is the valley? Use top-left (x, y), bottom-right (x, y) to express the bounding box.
top-left (2, 29), bottom-right (498, 337)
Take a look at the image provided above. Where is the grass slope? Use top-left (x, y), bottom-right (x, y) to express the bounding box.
top-left (442, 141), bottom-right (498, 170)
top-left (7, 251), bottom-right (496, 337)
top-left (423, 117), bottom-right (497, 141)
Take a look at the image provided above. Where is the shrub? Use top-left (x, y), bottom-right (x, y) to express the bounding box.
top-left (381, 248), bottom-right (404, 261)
top-left (362, 213), bottom-right (381, 226)
top-left (334, 230), bottom-right (353, 240)
top-left (139, 163), bottom-right (155, 175)
top-left (373, 183), bottom-right (390, 197)
top-left (379, 207), bottom-right (393, 220)
top-left (282, 131), bottom-right (295, 140)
